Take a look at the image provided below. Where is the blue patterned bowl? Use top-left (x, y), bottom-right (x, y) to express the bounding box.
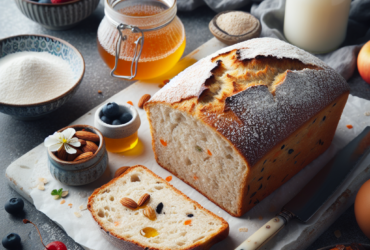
top-left (0, 34), bottom-right (85, 120)
top-left (48, 125), bottom-right (108, 186)
top-left (15, 0), bottom-right (100, 30)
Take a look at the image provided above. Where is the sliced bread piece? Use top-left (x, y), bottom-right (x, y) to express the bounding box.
top-left (87, 165), bottom-right (229, 250)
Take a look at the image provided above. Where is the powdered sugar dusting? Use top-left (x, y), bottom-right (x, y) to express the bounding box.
top-left (221, 68), bottom-right (348, 165)
top-left (153, 58), bottom-right (216, 103)
top-left (237, 38), bottom-right (328, 68)
top-left (149, 38), bottom-right (349, 165)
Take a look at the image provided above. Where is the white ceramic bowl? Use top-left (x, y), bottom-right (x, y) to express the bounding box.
top-left (94, 103), bottom-right (141, 139)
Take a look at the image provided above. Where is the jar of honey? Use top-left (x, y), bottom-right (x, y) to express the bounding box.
top-left (94, 103), bottom-right (141, 153)
top-left (98, 0), bottom-right (186, 80)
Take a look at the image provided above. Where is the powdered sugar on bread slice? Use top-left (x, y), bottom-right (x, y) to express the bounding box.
top-left (87, 165), bottom-right (229, 250)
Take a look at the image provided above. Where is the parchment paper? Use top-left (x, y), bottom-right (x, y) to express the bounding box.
top-left (10, 38), bottom-right (370, 250)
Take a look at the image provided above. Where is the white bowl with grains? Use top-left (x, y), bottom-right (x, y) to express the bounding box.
top-left (0, 34), bottom-right (85, 120)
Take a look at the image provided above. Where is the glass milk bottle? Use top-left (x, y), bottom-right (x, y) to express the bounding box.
top-left (284, 0), bottom-right (351, 54)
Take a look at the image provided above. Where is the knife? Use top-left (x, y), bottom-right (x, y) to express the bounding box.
top-left (235, 126), bottom-right (370, 250)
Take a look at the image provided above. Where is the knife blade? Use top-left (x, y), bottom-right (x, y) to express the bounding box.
top-left (235, 126), bottom-right (370, 250)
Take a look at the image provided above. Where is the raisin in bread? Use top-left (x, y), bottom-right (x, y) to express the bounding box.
top-left (144, 37), bottom-right (350, 217)
top-left (87, 165), bottom-right (229, 250)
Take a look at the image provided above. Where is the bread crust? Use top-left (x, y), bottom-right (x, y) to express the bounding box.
top-left (145, 38), bottom-right (350, 217)
top-left (87, 165), bottom-right (229, 250)
top-left (146, 38), bottom-right (349, 167)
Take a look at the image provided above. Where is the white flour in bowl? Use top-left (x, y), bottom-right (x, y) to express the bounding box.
top-left (0, 51), bottom-right (75, 105)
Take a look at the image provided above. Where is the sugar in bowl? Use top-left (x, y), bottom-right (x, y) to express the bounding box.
top-left (98, 0), bottom-right (186, 80)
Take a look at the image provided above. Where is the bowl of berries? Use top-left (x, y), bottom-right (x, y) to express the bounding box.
top-left (14, 0), bottom-right (100, 30)
top-left (94, 102), bottom-right (141, 153)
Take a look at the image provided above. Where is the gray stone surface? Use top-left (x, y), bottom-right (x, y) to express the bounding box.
top-left (0, 0), bottom-right (370, 249)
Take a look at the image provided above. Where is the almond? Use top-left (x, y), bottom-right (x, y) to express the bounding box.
top-left (57, 146), bottom-right (67, 161)
top-left (137, 193), bottom-right (150, 207)
top-left (138, 94), bottom-right (151, 109)
top-left (75, 131), bottom-right (99, 142)
top-left (81, 141), bottom-right (98, 154)
top-left (120, 197), bottom-right (138, 209)
top-left (114, 166), bottom-right (130, 178)
top-left (67, 148), bottom-right (83, 161)
top-left (143, 206), bottom-right (156, 220)
top-left (73, 152), bottom-right (94, 162)
top-left (78, 139), bottom-right (86, 146)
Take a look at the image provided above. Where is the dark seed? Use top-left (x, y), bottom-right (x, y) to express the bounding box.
top-left (323, 116), bottom-right (326, 121)
top-left (261, 168), bottom-right (264, 172)
top-left (249, 200), bottom-right (252, 205)
top-left (273, 159), bottom-right (276, 163)
top-left (258, 184), bottom-right (262, 190)
top-left (294, 161), bottom-right (297, 164)
top-left (267, 175), bottom-right (271, 180)
top-left (333, 103), bottom-right (337, 107)
top-left (250, 192), bottom-right (256, 198)
top-left (313, 119), bottom-right (316, 124)
top-left (263, 159), bottom-right (267, 165)
top-left (187, 214), bottom-right (194, 218)
top-left (156, 203), bottom-right (164, 214)
top-left (258, 177), bottom-right (263, 181)
top-left (281, 145), bottom-right (285, 150)
top-left (288, 149), bottom-right (294, 154)
top-left (294, 152), bottom-right (301, 159)
top-left (254, 199), bottom-right (260, 204)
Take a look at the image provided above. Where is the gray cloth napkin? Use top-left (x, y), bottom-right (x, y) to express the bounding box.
top-left (177, 0), bottom-right (261, 12)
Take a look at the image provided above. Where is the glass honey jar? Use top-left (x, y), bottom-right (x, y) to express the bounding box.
top-left (98, 0), bottom-right (186, 80)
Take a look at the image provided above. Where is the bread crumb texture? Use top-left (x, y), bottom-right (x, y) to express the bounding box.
top-left (88, 166), bottom-right (228, 250)
top-left (147, 38), bottom-right (349, 216)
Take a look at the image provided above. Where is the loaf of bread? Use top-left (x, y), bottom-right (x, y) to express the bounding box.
top-left (87, 165), bottom-right (229, 250)
top-left (145, 38), bottom-right (350, 217)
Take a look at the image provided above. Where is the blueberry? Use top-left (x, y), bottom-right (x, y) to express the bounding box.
top-left (38, 0), bottom-right (52, 3)
top-left (112, 119), bottom-right (121, 125)
top-left (100, 115), bottom-right (112, 125)
top-left (119, 113), bottom-right (132, 124)
top-left (156, 202), bottom-right (163, 214)
top-left (4, 198), bottom-right (24, 215)
top-left (2, 233), bottom-right (21, 249)
top-left (102, 102), bottom-right (120, 119)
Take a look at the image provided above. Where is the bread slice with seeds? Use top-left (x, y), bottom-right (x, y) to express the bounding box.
top-left (87, 165), bottom-right (229, 250)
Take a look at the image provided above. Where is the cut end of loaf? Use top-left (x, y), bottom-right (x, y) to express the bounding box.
top-left (87, 165), bottom-right (229, 250)
top-left (146, 104), bottom-right (248, 216)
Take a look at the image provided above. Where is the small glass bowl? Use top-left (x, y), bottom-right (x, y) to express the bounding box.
top-left (94, 103), bottom-right (141, 153)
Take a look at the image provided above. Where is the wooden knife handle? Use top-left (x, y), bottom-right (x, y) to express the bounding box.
top-left (235, 211), bottom-right (294, 250)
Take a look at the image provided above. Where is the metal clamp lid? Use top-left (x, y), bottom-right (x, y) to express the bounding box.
top-left (105, 11), bottom-right (176, 80)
